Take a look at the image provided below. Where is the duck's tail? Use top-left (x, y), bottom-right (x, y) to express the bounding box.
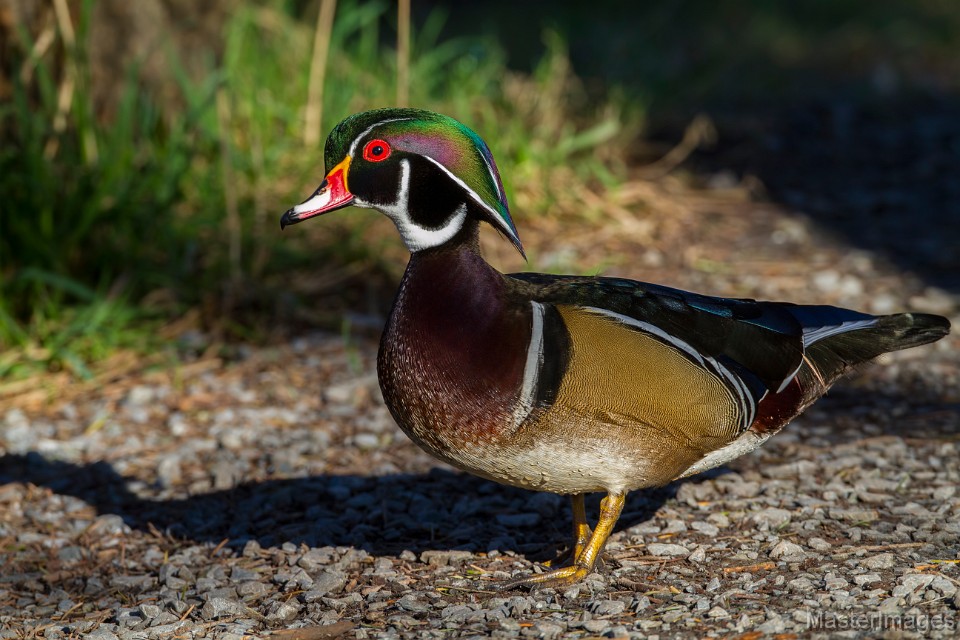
top-left (803, 312), bottom-right (950, 385)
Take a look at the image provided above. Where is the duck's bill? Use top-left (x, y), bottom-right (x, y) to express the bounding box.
top-left (280, 157), bottom-right (353, 228)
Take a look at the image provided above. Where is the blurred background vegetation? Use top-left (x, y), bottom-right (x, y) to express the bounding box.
top-left (1, 0), bottom-right (958, 381)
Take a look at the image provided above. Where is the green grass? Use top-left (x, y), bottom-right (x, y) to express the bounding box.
top-left (0, 0), bottom-right (637, 380)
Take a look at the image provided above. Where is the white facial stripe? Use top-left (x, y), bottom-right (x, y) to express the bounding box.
top-left (348, 117), bottom-right (414, 157)
top-left (514, 302), bottom-right (546, 428)
top-left (483, 153), bottom-right (503, 199)
top-left (294, 188), bottom-right (335, 215)
top-left (584, 306), bottom-right (756, 431)
top-left (420, 155), bottom-right (518, 244)
top-left (380, 159), bottom-right (467, 252)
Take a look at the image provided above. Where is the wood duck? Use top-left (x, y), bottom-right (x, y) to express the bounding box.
top-left (281, 108), bottom-right (951, 588)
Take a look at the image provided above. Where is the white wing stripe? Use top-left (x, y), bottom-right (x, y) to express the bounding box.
top-left (801, 319), bottom-right (877, 348)
top-left (584, 306), bottom-right (756, 430)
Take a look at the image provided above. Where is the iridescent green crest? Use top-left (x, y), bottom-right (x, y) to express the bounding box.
top-left (325, 108), bottom-right (523, 255)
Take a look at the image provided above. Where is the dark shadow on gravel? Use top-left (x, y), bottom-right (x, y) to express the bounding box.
top-left (0, 454), bottom-right (685, 558)
top-left (664, 96), bottom-right (960, 294)
top-left (4, 379), bottom-right (954, 558)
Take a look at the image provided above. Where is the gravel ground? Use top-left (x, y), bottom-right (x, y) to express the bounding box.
top-left (1, 324), bottom-right (958, 640)
top-left (3, 109), bottom-right (960, 639)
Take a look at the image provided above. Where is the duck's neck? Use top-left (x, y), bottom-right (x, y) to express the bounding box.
top-left (377, 226), bottom-right (529, 445)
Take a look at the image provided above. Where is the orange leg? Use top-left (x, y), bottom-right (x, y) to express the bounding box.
top-left (544, 494), bottom-right (592, 567)
top-left (500, 492), bottom-right (625, 589)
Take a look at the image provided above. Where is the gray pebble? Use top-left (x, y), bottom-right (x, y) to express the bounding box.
top-left (266, 600), bottom-right (301, 622)
top-left (931, 576), bottom-right (957, 596)
top-left (853, 573), bottom-right (881, 586)
top-left (893, 574), bottom-right (934, 597)
top-left (137, 604), bottom-right (161, 620)
top-left (878, 596), bottom-right (903, 614)
top-left (441, 604), bottom-right (474, 623)
top-left (309, 570), bottom-right (346, 596)
top-left (806, 537), bottom-right (832, 552)
top-left (396, 595), bottom-right (429, 613)
top-left (420, 549), bottom-right (473, 566)
top-left (201, 597), bottom-right (245, 620)
top-left (687, 545), bottom-right (707, 563)
top-left (861, 553), bottom-right (896, 569)
top-left (646, 543), bottom-right (688, 557)
top-left (57, 546), bottom-right (84, 562)
top-left (769, 539), bottom-right (805, 559)
top-left (691, 520), bottom-right (719, 536)
top-left (149, 612), bottom-right (179, 627)
top-left (751, 507), bottom-right (792, 528)
top-left (662, 609), bottom-right (687, 623)
top-left (590, 599), bottom-right (626, 616)
top-left (582, 619), bottom-right (610, 633)
top-left (788, 577), bottom-right (815, 593)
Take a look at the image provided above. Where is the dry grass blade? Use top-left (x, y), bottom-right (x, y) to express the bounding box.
top-left (304, 0), bottom-right (338, 147)
top-left (45, 0), bottom-right (76, 160)
top-left (18, 22), bottom-right (55, 83)
top-left (722, 562), bottom-right (776, 574)
top-left (396, 0), bottom-right (410, 107)
top-left (634, 114), bottom-right (716, 180)
top-left (217, 88), bottom-right (242, 298)
top-left (269, 622), bottom-right (354, 639)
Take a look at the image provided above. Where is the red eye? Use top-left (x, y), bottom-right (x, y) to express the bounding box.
top-left (362, 139), bottom-right (391, 162)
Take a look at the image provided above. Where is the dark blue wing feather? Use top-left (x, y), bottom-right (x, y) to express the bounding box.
top-left (508, 272), bottom-right (880, 393)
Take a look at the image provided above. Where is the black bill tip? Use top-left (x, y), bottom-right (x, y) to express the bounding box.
top-left (280, 208), bottom-right (299, 230)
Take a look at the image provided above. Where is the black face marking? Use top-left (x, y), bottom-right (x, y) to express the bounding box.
top-left (348, 158), bottom-right (404, 207)
top-left (405, 155), bottom-right (475, 230)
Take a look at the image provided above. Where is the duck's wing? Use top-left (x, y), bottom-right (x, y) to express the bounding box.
top-left (506, 273), bottom-right (948, 482)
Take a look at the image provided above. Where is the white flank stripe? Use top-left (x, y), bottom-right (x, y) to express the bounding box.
top-left (679, 429), bottom-right (775, 479)
top-left (801, 318), bottom-right (877, 348)
top-left (584, 307), bottom-right (756, 430)
top-left (514, 302), bottom-right (546, 428)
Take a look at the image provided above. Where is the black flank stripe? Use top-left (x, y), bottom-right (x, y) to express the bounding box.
top-left (534, 305), bottom-right (572, 410)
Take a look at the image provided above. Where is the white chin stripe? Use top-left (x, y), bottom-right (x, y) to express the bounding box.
top-left (381, 159), bottom-right (468, 252)
top-left (396, 204), bottom-right (468, 252)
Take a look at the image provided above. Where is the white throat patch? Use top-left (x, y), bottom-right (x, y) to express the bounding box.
top-left (357, 158), bottom-right (467, 252)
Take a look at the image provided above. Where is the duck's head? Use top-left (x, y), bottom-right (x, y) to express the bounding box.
top-left (281, 108), bottom-right (523, 256)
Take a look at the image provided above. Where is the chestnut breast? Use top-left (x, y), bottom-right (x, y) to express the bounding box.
top-left (378, 246), bottom-right (531, 458)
